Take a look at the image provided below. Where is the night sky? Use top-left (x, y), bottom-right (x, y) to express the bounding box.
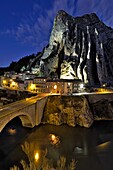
top-left (0, 0), bottom-right (113, 67)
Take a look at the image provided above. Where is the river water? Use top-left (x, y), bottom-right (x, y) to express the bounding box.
top-left (0, 118), bottom-right (113, 170)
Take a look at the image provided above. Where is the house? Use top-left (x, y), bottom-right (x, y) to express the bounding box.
top-left (46, 79), bottom-right (84, 94)
top-left (24, 78), bottom-right (34, 91)
top-left (33, 77), bottom-right (47, 93)
top-left (14, 79), bottom-right (25, 91)
top-left (18, 73), bottom-right (36, 81)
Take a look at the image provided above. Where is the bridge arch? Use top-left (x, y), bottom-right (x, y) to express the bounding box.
top-left (0, 112), bottom-right (35, 132)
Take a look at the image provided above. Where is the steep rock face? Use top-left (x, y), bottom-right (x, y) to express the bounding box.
top-left (42, 95), bottom-right (93, 128)
top-left (40, 10), bottom-right (113, 86)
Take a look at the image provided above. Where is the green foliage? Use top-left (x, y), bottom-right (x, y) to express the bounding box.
top-left (10, 142), bottom-right (77, 170)
top-left (0, 53), bottom-right (37, 74)
top-left (8, 54), bottom-right (35, 73)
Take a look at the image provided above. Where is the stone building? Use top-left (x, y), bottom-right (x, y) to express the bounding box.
top-left (46, 79), bottom-right (84, 94)
top-left (33, 77), bottom-right (47, 93)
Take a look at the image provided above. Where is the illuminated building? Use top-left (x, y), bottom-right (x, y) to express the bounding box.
top-left (46, 79), bottom-right (84, 94)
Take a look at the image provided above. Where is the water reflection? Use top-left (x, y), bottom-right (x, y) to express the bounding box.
top-left (49, 134), bottom-right (60, 146)
top-left (8, 128), bottom-right (16, 135)
top-left (1, 121), bottom-right (113, 170)
top-left (96, 141), bottom-right (111, 150)
top-left (22, 121), bottom-right (113, 170)
top-left (34, 152), bottom-right (39, 162)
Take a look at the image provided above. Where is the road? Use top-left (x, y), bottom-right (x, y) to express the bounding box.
top-left (0, 91), bottom-right (113, 118)
top-left (0, 93), bottom-right (49, 118)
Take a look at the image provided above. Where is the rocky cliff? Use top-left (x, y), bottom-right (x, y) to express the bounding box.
top-left (40, 10), bottom-right (113, 86)
top-left (42, 95), bottom-right (93, 128)
top-left (42, 94), bottom-right (113, 128)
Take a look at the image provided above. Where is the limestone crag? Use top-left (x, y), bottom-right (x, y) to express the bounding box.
top-left (42, 95), bottom-right (93, 128)
top-left (40, 10), bottom-right (113, 86)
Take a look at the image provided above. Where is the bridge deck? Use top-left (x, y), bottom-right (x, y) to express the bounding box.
top-left (0, 94), bottom-right (48, 118)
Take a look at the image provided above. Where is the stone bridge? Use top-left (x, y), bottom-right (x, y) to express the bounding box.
top-left (0, 95), bottom-right (48, 132)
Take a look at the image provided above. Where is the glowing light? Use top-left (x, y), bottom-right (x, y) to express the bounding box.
top-left (34, 152), bottom-right (39, 161)
top-left (29, 84), bottom-right (36, 91)
top-left (102, 84), bottom-right (106, 87)
top-left (3, 80), bottom-right (7, 84)
top-left (97, 141), bottom-right (111, 149)
top-left (49, 134), bottom-right (60, 146)
top-left (11, 81), bottom-right (16, 86)
top-left (8, 128), bottom-right (16, 135)
top-left (10, 81), bottom-right (18, 89)
top-left (51, 134), bottom-right (56, 141)
top-left (97, 88), bottom-right (112, 93)
top-left (68, 83), bottom-right (70, 86)
top-left (80, 83), bottom-right (84, 89)
top-left (54, 84), bottom-right (57, 90)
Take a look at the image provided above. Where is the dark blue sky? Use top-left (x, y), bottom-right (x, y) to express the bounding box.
top-left (0, 0), bottom-right (113, 67)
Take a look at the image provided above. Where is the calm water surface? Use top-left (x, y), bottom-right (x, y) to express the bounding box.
top-left (0, 118), bottom-right (113, 170)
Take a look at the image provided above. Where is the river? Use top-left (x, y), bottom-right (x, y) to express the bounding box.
top-left (0, 118), bottom-right (113, 170)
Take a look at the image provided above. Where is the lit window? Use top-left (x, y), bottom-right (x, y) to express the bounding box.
top-left (54, 85), bottom-right (57, 90)
top-left (80, 83), bottom-right (84, 89)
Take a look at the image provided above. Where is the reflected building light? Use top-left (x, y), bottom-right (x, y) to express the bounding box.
top-left (51, 134), bottom-right (56, 141)
top-left (96, 141), bottom-right (111, 150)
top-left (34, 152), bottom-right (39, 162)
top-left (74, 146), bottom-right (83, 153)
top-left (8, 128), bottom-right (16, 135)
top-left (49, 134), bottom-right (60, 146)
